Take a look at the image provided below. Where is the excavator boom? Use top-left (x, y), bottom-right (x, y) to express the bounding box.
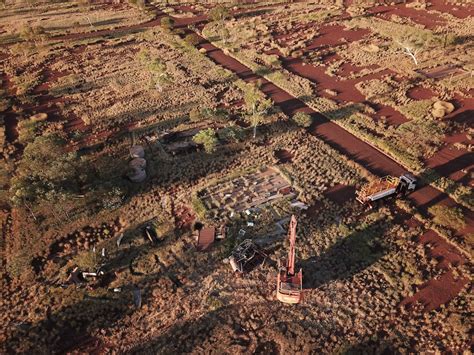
top-left (287, 215), bottom-right (297, 275)
top-left (276, 214), bottom-right (303, 304)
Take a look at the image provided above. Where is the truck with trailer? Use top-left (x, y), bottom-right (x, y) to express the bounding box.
top-left (356, 173), bottom-right (417, 206)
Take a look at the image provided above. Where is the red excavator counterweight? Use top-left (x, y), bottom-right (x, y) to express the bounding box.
top-left (276, 215), bottom-right (303, 304)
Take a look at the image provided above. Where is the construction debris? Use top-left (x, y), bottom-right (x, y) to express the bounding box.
top-left (133, 288), bottom-right (142, 308)
top-left (228, 239), bottom-right (267, 273)
top-left (196, 224), bottom-right (226, 251)
top-left (196, 226), bottom-right (216, 251)
top-left (116, 233), bottom-right (124, 247)
top-left (67, 267), bottom-right (84, 284)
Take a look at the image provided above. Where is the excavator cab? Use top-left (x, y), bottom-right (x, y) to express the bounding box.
top-left (276, 215), bottom-right (303, 304)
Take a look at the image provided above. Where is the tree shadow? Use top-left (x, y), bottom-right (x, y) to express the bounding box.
top-left (342, 335), bottom-right (397, 354)
top-left (233, 8), bottom-right (274, 20)
top-left (301, 218), bottom-right (389, 290)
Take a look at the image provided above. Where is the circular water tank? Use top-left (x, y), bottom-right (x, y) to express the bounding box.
top-left (130, 145), bottom-right (145, 159)
top-left (129, 157), bottom-right (146, 170)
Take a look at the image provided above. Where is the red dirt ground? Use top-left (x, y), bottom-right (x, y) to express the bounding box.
top-left (418, 229), bottom-right (467, 270)
top-left (368, 103), bottom-right (409, 126)
top-left (425, 96), bottom-right (474, 187)
top-left (397, 219), bottom-right (469, 313)
top-left (426, 146), bottom-right (473, 187)
top-left (406, 87), bottom-right (437, 100)
top-left (304, 24), bottom-right (370, 50)
top-left (272, 22), bottom-right (410, 126)
top-left (400, 270), bottom-right (468, 312)
top-left (429, 0), bottom-right (474, 19)
top-left (367, 4), bottom-right (446, 30)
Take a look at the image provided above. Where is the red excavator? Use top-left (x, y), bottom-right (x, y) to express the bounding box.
top-left (276, 215), bottom-right (303, 304)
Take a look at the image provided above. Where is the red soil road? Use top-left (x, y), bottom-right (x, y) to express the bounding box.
top-left (367, 4), bottom-right (446, 30)
top-left (426, 146), bottom-right (474, 188)
top-left (398, 219), bottom-right (468, 312)
top-left (191, 31), bottom-right (474, 240)
top-left (429, 0), bottom-right (474, 19)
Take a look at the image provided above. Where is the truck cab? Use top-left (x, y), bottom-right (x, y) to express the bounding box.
top-left (397, 173), bottom-right (417, 194)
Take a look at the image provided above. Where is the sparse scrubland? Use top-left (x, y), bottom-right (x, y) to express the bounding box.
top-left (0, 0), bottom-right (472, 353)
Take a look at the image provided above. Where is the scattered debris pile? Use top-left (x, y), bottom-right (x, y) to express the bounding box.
top-left (227, 239), bottom-right (267, 273)
top-left (196, 224), bottom-right (226, 251)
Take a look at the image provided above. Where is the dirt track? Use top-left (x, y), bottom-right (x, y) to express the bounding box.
top-left (182, 29), bottom-right (474, 240)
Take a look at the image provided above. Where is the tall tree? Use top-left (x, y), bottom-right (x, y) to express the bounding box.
top-left (395, 29), bottom-right (433, 67)
top-left (147, 57), bottom-right (172, 91)
top-left (243, 83), bottom-right (273, 138)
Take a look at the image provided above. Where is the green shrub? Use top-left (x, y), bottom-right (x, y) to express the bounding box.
top-left (428, 205), bottom-right (465, 230)
top-left (184, 33), bottom-right (200, 46)
top-left (161, 17), bottom-right (175, 31)
top-left (191, 195), bottom-right (207, 219)
top-left (218, 125), bottom-right (244, 142)
top-left (292, 111), bottom-right (313, 127)
top-left (193, 128), bottom-right (218, 153)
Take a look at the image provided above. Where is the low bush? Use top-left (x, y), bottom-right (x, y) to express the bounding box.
top-left (428, 205), bottom-right (466, 230)
top-left (193, 128), bottom-right (218, 153)
top-left (191, 195), bottom-right (207, 219)
top-left (292, 111), bottom-right (312, 127)
top-left (184, 33), bottom-right (200, 47)
top-left (161, 17), bottom-right (175, 31)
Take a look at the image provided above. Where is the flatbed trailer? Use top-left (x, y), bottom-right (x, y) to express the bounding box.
top-left (356, 173), bottom-right (417, 205)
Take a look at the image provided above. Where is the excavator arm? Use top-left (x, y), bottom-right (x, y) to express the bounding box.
top-left (287, 215), bottom-right (297, 275)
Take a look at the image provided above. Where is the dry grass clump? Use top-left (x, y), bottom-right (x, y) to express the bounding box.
top-left (428, 205), bottom-right (466, 230)
top-left (56, 28), bottom-right (243, 136)
top-left (0, 1), bottom-right (152, 38)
